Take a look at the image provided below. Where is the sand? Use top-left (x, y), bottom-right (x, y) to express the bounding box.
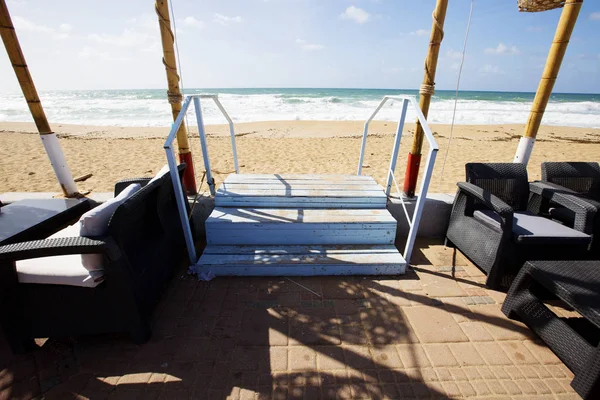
top-left (1, 121), bottom-right (600, 196)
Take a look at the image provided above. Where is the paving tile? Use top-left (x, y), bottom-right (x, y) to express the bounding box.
top-left (289, 347), bottom-right (317, 371)
top-left (546, 364), bottom-right (568, 378)
top-left (447, 342), bottom-right (486, 366)
top-left (470, 304), bottom-right (534, 341)
top-left (396, 345), bottom-right (431, 368)
top-left (441, 381), bottom-right (461, 398)
top-left (458, 321), bottom-right (494, 342)
top-left (434, 367), bottom-right (452, 381)
top-left (545, 378), bottom-right (566, 394)
top-left (530, 379), bottom-right (551, 395)
top-left (515, 379), bottom-right (538, 395)
top-left (289, 309), bottom-right (341, 346)
top-left (523, 340), bottom-right (563, 365)
top-left (473, 342), bottom-right (512, 365)
top-left (503, 379), bottom-right (522, 395)
top-left (476, 366), bottom-right (497, 380)
top-left (269, 347), bottom-right (288, 371)
top-left (422, 344), bottom-right (457, 367)
top-left (368, 346), bottom-right (403, 369)
top-left (448, 367), bottom-right (467, 382)
top-left (342, 345), bottom-right (374, 370)
top-left (499, 341), bottom-right (538, 364)
top-left (415, 269), bottom-right (467, 297)
top-left (486, 379), bottom-right (508, 395)
top-left (239, 309), bottom-right (288, 346)
top-left (456, 381), bottom-right (475, 397)
top-left (489, 366), bottom-right (510, 380)
top-left (403, 306), bottom-right (468, 343)
top-left (471, 380), bottom-right (491, 396)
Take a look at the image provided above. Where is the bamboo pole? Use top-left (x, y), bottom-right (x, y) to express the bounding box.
top-left (514, 0), bottom-right (583, 164)
top-left (155, 0), bottom-right (197, 194)
top-left (403, 0), bottom-right (448, 197)
top-left (0, 0), bottom-right (78, 196)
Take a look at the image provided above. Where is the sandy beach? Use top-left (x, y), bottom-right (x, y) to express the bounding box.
top-left (1, 121), bottom-right (600, 195)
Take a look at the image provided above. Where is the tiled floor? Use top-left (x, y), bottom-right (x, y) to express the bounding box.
top-left (0, 239), bottom-right (582, 399)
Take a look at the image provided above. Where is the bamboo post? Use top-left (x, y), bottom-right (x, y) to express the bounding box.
top-left (514, 0), bottom-right (583, 164)
top-left (403, 0), bottom-right (448, 198)
top-left (155, 0), bottom-right (197, 194)
top-left (0, 0), bottom-right (78, 196)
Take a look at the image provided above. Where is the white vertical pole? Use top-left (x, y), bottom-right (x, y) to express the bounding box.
top-left (193, 97), bottom-right (216, 196)
top-left (385, 99), bottom-right (409, 195)
top-left (513, 137), bottom-right (535, 165)
top-left (39, 134), bottom-right (78, 195)
top-left (165, 146), bottom-right (197, 263)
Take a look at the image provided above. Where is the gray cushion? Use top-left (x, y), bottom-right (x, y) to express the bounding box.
top-left (549, 207), bottom-right (575, 227)
top-left (473, 209), bottom-right (590, 244)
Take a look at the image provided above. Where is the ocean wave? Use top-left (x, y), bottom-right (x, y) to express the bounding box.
top-left (0, 90), bottom-right (599, 128)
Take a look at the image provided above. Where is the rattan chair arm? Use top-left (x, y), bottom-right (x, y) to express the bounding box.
top-left (457, 182), bottom-right (513, 218)
top-left (0, 236), bottom-right (121, 262)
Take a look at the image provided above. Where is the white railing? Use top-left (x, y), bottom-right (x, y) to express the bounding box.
top-left (358, 96), bottom-right (439, 263)
top-left (164, 94), bottom-right (239, 263)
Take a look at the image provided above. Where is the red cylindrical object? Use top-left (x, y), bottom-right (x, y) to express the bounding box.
top-left (179, 152), bottom-right (197, 195)
top-left (403, 153), bottom-right (421, 198)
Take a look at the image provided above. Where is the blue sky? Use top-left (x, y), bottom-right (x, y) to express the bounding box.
top-left (1, 0), bottom-right (599, 93)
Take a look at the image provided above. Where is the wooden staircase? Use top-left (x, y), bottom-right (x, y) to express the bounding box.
top-left (197, 174), bottom-right (406, 276)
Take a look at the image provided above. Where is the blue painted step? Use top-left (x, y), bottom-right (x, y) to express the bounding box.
top-left (206, 207), bottom-right (397, 245)
top-left (196, 245), bottom-right (407, 276)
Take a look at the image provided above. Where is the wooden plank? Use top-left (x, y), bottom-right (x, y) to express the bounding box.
top-left (224, 173), bottom-right (375, 182)
top-left (199, 248), bottom-right (405, 265)
top-left (196, 264), bottom-right (406, 276)
top-left (207, 229), bottom-right (395, 245)
top-left (208, 208), bottom-right (396, 224)
top-left (196, 245), bottom-right (407, 276)
top-left (217, 189), bottom-right (386, 198)
top-left (215, 197), bottom-right (386, 208)
top-left (202, 245), bottom-right (401, 255)
top-left (221, 183), bottom-right (383, 191)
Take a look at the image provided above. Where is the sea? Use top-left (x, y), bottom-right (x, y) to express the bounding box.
top-left (1, 88), bottom-right (599, 128)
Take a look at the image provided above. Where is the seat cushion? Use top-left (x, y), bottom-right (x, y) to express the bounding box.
top-left (473, 209), bottom-right (590, 244)
top-left (549, 207), bottom-right (576, 227)
top-left (15, 223), bottom-right (105, 287)
top-left (79, 183), bottom-right (141, 237)
top-left (16, 257), bottom-right (104, 288)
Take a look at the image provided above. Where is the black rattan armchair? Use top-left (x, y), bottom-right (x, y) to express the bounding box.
top-left (0, 164), bottom-right (191, 353)
top-left (445, 163), bottom-right (591, 290)
top-left (529, 162), bottom-right (600, 254)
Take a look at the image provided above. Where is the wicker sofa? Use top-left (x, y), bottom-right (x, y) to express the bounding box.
top-left (445, 163), bottom-right (591, 290)
top-left (0, 164), bottom-right (190, 353)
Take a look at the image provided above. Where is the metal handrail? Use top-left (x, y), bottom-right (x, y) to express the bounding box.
top-left (163, 94), bottom-right (239, 263)
top-left (359, 95), bottom-right (439, 263)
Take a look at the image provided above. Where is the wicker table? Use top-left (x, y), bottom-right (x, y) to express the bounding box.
top-left (502, 260), bottom-right (600, 399)
top-left (0, 199), bottom-right (90, 245)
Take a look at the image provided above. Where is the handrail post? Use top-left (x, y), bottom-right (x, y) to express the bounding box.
top-left (385, 99), bottom-right (409, 195)
top-left (357, 97), bottom-right (389, 175)
top-left (213, 97), bottom-right (239, 173)
top-left (193, 97), bottom-right (216, 196)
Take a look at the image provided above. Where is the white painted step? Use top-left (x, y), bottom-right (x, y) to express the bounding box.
top-left (196, 245), bottom-right (407, 276)
top-left (206, 207), bottom-right (397, 245)
top-left (215, 174), bottom-right (387, 209)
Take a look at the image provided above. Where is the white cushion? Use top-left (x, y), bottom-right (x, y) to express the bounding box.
top-left (148, 164), bottom-right (170, 185)
top-left (16, 257), bottom-right (104, 288)
top-left (79, 183), bottom-right (141, 237)
top-left (15, 224), bottom-right (105, 288)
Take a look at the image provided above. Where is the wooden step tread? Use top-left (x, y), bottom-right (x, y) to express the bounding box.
top-left (208, 208), bottom-right (396, 224)
top-left (197, 245), bottom-right (406, 276)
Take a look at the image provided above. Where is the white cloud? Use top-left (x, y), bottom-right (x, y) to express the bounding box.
top-left (296, 39), bottom-right (324, 51)
top-left (12, 16), bottom-right (72, 39)
top-left (88, 29), bottom-right (149, 47)
top-left (446, 50), bottom-right (462, 59)
top-left (484, 43), bottom-right (520, 55)
top-left (140, 41), bottom-right (161, 54)
top-left (480, 64), bottom-right (504, 75)
top-left (213, 13), bottom-right (243, 26)
top-left (340, 6), bottom-right (370, 24)
top-left (126, 14), bottom-right (157, 30)
top-left (410, 29), bottom-right (429, 37)
top-left (590, 12), bottom-right (600, 20)
top-left (183, 16), bottom-right (203, 28)
top-left (77, 46), bottom-right (127, 61)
